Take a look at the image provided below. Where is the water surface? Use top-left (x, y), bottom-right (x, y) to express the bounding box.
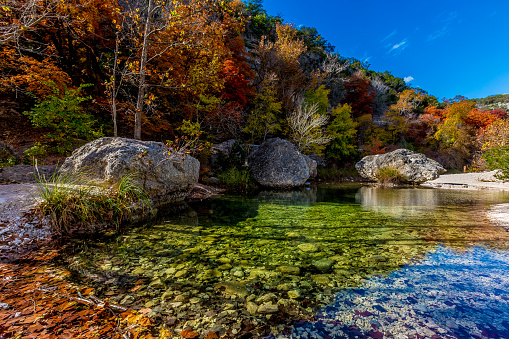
top-left (64, 185), bottom-right (509, 337)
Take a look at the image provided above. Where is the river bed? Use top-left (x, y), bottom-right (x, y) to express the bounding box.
top-left (62, 185), bottom-right (509, 338)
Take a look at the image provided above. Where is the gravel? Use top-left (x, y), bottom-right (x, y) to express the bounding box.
top-left (0, 184), bottom-right (52, 260)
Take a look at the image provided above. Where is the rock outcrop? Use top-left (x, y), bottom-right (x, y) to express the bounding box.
top-left (355, 148), bottom-right (446, 184)
top-left (247, 138), bottom-right (315, 188)
top-left (60, 137), bottom-right (199, 205)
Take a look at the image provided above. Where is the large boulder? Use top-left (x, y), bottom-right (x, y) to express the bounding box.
top-left (355, 148), bottom-right (446, 184)
top-left (60, 137), bottom-right (199, 205)
top-left (247, 138), bottom-right (315, 188)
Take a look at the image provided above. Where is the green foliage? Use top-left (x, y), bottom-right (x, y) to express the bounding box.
top-left (483, 146), bottom-right (509, 180)
top-left (244, 84), bottom-right (282, 142)
top-left (376, 166), bottom-right (408, 184)
top-left (168, 119), bottom-right (211, 157)
top-left (23, 142), bottom-right (49, 163)
top-left (245, 0), bottom-right (282, 37)
top-left (326, 104), bottom-right (357, 159)
top-left (219, 167), bottom-right (255, 192)
top-left (304, 85), bottom-right (329, 116)
top-left (23, 82), bottom-right (103, 152)
top-left (33, 167), bottom-right (152, 235)
top-left (297, 26), bottom-right (334, 54)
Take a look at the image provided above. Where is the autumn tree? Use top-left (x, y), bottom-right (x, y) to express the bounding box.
top-left (343, 73), bottom-right (375, 118)
top-left (254, 23), bottom-right (310, 112)
top-left (320, 53), bottom-right (349, 108)
top-left (478, 119), bottom-right (509, 179)
top-left (434, 100), bottom-right (475, 147)
top-left (0, 0), bottom-right (62, 44)
top-left (390, 89), bottom-right (427, 117)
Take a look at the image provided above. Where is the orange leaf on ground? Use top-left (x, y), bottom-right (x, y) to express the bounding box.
top-left (181, 328), bottom-right (199, 338)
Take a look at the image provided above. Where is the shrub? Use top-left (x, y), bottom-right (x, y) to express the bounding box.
top-left (33, 166), bottom-right (152, 234)
top-left (23, 142), bottom-right (49, 163)
top-left (483, 146), bottom-right (509, 180)
top-left (219, 167), bottom-right (255, 192)
top-left (376, 166), bottom-right (408, 184)
top-left (23, 82), bottom-right (103, 153)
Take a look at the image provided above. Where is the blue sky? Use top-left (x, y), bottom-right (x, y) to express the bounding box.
top-left (262, 0), bottom-right (509, 100)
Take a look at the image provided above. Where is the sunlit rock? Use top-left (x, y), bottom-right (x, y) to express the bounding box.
top-left (60, 137), bottom-right (199, 205)
top-left (355, 148), bottom-right (446, 183)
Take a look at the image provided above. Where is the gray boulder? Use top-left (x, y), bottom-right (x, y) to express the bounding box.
top-left (303, 155), bottom-right (317, 178)
top-left (60, 137), bottom-right (199, 205)
top-left (247, 138), bottom-right (314, 188)
top-left (355, 148), bottom-right (446, 184)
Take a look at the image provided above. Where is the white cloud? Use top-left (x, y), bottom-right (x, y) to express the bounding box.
top-left (392, 40), bottom-right (407, 51)
top-left (381, 30), bottom-right (397, 42)
top-left (427, 26), bottom-right (449, 41)
top-left (404, 76), bottom-right (414, 83)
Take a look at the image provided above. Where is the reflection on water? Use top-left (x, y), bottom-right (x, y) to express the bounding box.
top-left (288, 246), bottom-right (509, 338)
top-left (64, 185), bottom-right (509, 337)
top-left (356, 186), bottom-right (509, 219)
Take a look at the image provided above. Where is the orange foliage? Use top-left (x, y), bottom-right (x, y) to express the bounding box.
top-left (255, 23), bottom-right (310, 111)
top-left (363, 138), bottom-right (386, 156)
top-left (0, 47), bottom-right (71, 98)
top-left (465, 108), bottom-right (501, 130)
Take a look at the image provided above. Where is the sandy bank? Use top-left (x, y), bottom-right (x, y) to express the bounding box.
top-left (421, 170), bottom-right (509, 190)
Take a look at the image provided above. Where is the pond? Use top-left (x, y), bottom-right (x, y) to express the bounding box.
top-left (63, 185), bottom-right (509, 338)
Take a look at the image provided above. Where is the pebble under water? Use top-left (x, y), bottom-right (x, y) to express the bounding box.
top-left (63, 185), bottom-right (509, 338)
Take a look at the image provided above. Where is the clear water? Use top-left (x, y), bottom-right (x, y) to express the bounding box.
top-left (64, 185), bottom-right (509, 337)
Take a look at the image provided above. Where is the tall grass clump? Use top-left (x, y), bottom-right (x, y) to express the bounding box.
top-left (33, 166), bottom-right (152, 234)
top-left (219, 167), bottom-right (255, 192)
top-left (375, 166), bottom-right (408, 185)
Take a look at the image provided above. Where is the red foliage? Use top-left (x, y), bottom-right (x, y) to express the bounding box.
top-left (490, 108), bottom-right (508, 120)
top-left (220, 59), bottom-right (253, 107)
top-left (343, 74), bottom-right (375, 118)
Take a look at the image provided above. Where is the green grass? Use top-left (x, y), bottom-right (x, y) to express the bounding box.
top-left (376, 166), bottom-right (408, 184)
top-left (33, 165), bottom-right (152, 235)
top-left (219, 167), bottom-right (255, 192)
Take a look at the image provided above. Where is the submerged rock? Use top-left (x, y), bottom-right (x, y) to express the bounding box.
top-left (313, 258), bottom-right (334, 272)
top-left (247, 138), bottom-right (315, 188)
top-left (355, 148), bottom-right (446, 184)
top-left (297, 243), bottom-right (319, 253)
top-left (60, 137), bottom-right (199, 205)
top-left (276, 265), bottom-right (301, 275)
top-left (214, 281), bottom-right (249, 298)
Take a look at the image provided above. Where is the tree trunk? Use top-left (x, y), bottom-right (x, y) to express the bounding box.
top-left (134, 0), bottom-right (153, 140)
top-left (112, 30), bottom-right (120, 137)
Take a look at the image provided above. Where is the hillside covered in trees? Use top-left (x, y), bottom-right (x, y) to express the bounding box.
top-left (1, 0), bottom-right (508, 174)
